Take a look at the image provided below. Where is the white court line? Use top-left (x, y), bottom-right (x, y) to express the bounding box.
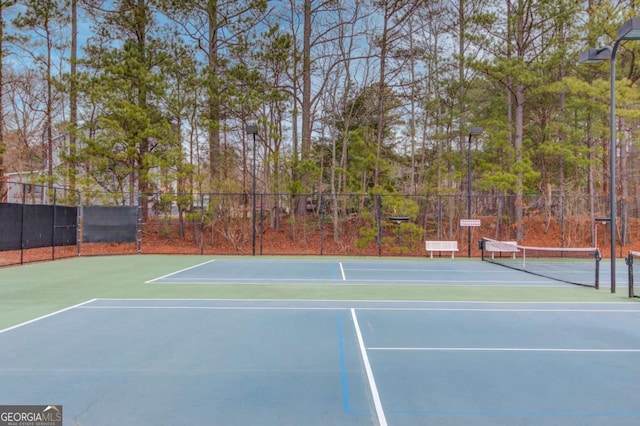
top-left (150, 277), bottom-right (564, 285)
top-left (80, 306), bottom-right (351, 311)
top-left (339, 262), bottom-right (346, 281)
top-left (351, 308), bottom-right (387, 426)
top-left (154, 278), bottom-right (345, 282)
top-left (356, 308), bottom-right (640, 312)
top-left (368, 347), bottom-right (640, 352)
top-left (145, 259), bottom-right (216, 283)
top-left (0, 299), bottom-right (97, 334)
top-left (90, 298), bottom-right (637, 304)
top-left (77, 306), bottom-right (640, 314)
top-left (78, 300), bottom-right (640, 313)
top-left (78, 305), bottom-right (640, 313)
top-left (346, 267), bottom-right (521, 272)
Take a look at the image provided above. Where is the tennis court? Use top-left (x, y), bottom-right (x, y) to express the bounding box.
top-left (1, 298), bottom-right (640, 425)
top-left (0, 255), bottom-right (638, 425)
top-left (145, 257), bottom-right (600, 287)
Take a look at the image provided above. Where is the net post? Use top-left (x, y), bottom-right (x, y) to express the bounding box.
top-left (626, 252), bottom-right (634, 298)
top-left (595, 248), bottom-right (601, 290)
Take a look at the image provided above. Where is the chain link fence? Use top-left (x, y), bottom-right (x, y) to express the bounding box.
top-left (139, 190), bottom-right (613, 257)
top-left (1, 179), bottom-right (625, 265)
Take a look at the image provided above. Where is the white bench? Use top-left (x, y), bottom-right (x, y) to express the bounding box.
top-left (425, 241), bottom-right (459, 258)
top-left (484, 240), bottom-right (518, 259)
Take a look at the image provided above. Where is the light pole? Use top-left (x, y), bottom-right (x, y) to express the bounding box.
top-left (579, 17), bottom-right (640, 293)
top-left (467, 127), bottom-right (483, 257)
top-left (246, 124), bottom-right (258, 256)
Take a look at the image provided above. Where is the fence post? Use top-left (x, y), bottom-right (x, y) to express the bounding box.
top-left (377, 194), bottom-right (382, 256)
top-left (199, 193), bottom-right (204, 255)
top-left (319, 193), bottom-right (324, 256)
top-left (20, 184), bottom-right (26, 265)
top-left (561, 194), bottom-right (565, 248)
top-left (77, 193), bottom-right (82, 256)
top-left (260, 193), bottom-right (264, 255)
top-left (438, 195), bottom-right (443, 240)
top-left (137, 194), bottom-right (142, 254)
top-left (52, 188), bottom-right (57, 260)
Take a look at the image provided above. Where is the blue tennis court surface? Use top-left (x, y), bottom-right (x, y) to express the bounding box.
top-left (1, 299), bottom-right (639, 425)
top-left (146, 258), bottom-right (590, 286)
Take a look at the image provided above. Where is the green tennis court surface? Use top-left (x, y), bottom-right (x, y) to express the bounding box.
top-left (0, 255), bottom-right (637, 425)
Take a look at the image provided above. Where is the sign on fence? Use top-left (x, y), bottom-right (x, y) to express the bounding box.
top-left (460, 219), bottom-right (481, 227)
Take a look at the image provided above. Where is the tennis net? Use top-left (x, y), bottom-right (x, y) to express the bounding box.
top-left (625, 251), bottom-right (640, 298)
top-left (480, 238), bottom-right (601, 288)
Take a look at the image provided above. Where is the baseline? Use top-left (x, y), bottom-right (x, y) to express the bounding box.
top-left (0, 299), bottom-right (97, 334)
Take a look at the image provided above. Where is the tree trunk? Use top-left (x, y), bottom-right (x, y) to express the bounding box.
top-left (207, 0), bottom-right (221, 185)
top-left (514, 82), bottom-right (525, 241)
top-left (69, 0), bottom-right (78, 199)
top-left (296, 0), bottom-right (312, 216)
top-left (137, 0), bottom-right (149, 221)
top-left (621, 126), bottom-right (629, 245)
top-left (374, 8), bottom-right (388, 188)
top-left (0, 4), bottom-right (5, 202)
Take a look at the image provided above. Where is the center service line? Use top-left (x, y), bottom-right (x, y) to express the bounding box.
top-left (340, 262), bottom-right (346, 281)
top-left (351, 308), bottom-right (387, 426)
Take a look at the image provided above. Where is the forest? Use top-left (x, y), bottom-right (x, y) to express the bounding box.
top-left (1, 0), bottom-right (640, 251)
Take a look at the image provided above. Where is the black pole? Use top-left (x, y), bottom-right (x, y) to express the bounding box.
top-left (377, 195), bottom-right (382, 256)
top-left (252, 132), bottom-right (257, 256)
top-left (137, 194), bottom-right (142, 254)
top-left (627, 253), bottom-right (634, 297)
top-left (52, 188), bottom-right (56, 260)
top-left (77, 192), bottom-right (81, 257)
top-left (260, 192), bottom-right (263, 255)
top-left (319, 194), bottom-right (324, 256)
top-left (609, 42), bottom-right (621, 293)
top-left (595, 248), bottom-right (600, 291)
top-left (20, 184), bottom-right (26, 264)
top-left (467, 133), bottom-right (472, 258)
top-left (438, 195), bottom-right (442, 240)
top-left (199, 193), bottom-right (204, 255)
